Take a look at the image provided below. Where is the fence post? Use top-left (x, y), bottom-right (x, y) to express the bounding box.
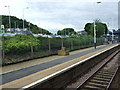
top-left (71, 38), bottom-right (73, 50)
top-left (30, 43), bottom-right (33, 58)
top-left (61, 38), bottom-right (64, 48)
top-left (90, 38), bottom-right (92, 46)
top-left (1, 34), bottom-right (5, 64)
top-left (83, 38), bottom-right (85, 48)
top-left (48, 38), bottom-right (51, 52)
top-left (79, 38), bottom-right (81, 49)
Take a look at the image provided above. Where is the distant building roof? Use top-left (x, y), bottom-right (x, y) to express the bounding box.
top-left (16, 30), bottom-right (33, 35)
top-left (77, 30), bottom-right (88, 35)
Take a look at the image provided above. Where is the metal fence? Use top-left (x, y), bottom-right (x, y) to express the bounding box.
top-left (2, 37), bottom-right (104, 65)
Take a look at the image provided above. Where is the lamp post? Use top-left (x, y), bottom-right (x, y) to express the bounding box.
top-left (93, 19), bottom-right (96, 49)
top-left (5, 5), bottom-right (11, 30)
top-left (93, 2), bottom-right (101, 49)
top-left (23, 7), bottom-right (29, 30)
top-left (111, 30), bottom-right (114, 43)
top-left (108, 18), bottom-right (114, 43)
top-left (110, 18), bottom-right (114, 43)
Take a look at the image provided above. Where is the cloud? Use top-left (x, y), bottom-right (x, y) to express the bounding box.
top-left (29, 0), bottom-right (119, 3)
top-left (27, 2), bottom-right (95, 31)
top-left (26, 1), bottom-right (118, 32)
top-left (0, 0), bottom-right (119, 33)
top-left (39, 21), bottom-right (76, 33)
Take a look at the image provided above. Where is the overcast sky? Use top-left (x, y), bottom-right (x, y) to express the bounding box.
top-left (0, 0), bottom-right (119, 34)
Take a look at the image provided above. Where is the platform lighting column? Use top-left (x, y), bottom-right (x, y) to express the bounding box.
top-left (94, 2), bottom-right (101, 49)
top-left (108, 18), bottom-right (114, 43)
top-left (111, 18), bottom-right (114, 43)
top-left (23, 7), bottom-right (29, 30)
top-left (5, 5), bottom-right (11, 30)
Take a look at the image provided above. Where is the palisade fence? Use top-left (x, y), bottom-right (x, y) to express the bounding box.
top-left (2, 37), bottom-right (104, 65)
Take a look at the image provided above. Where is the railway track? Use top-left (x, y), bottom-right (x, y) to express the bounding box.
top-left (75, 50), bottom-right (119, 90)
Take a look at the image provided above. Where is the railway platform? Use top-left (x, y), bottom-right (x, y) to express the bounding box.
top-left (1, 43), bottom-right (119, 89)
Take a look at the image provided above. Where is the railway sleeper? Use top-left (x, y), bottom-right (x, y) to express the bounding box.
top-left (83, 84), bottom-right (104, 90)
top-left (93, 77), bottom-right (111, 81)
top-left (86, 82), bottom-right (108, 88)
top-left (97, 72), bottom-right (114, 76)
top-left (90, 79), bottom-right (109, 85)
top-left (93, 76), bottom-right (112, 80)
top-left (98, 70), bottom-right (115, 74)
top-left (94, 75), bottom-right (113, 79)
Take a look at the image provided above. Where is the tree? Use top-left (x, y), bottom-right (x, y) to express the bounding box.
top-left (1, 15), bottom-right (52, 35)
top-left (84, 20), bottom-right (108, 37)
top-left (57, 28), bottom-right (76, 35)
top-left (116, 29), bottom-right (120, 40)
top-left (103, 23), bottom-right (108, 35)
top-left (84, 23), bottom-right (92, 35)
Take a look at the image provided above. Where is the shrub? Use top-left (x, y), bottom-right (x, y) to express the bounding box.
top-left (4, 35), bottom-right (40, 54)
